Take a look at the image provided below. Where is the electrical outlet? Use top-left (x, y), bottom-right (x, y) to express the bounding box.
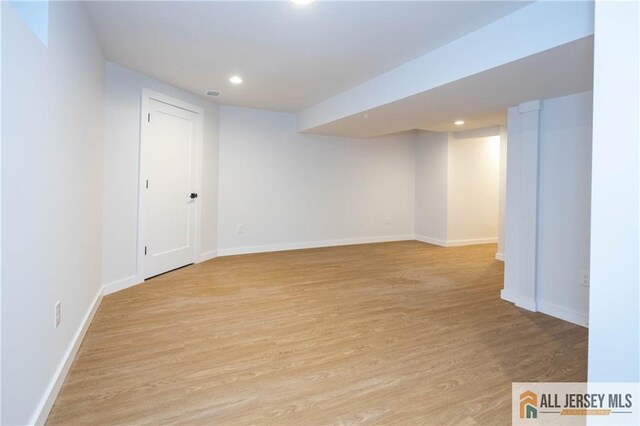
top-left (54, 301), bottom-right (61, 329)
top-left (237, 224), bottom-right (244, 234)
top-left (580, 271), bottom-right (590, 288)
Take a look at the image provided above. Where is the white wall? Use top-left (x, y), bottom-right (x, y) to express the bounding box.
top-left (0, 4), bottom-right (3, 421)
top-left (446, 134), bottom-right (500, 243)
top-left (588, 1), bottom-right (639, 382)
top-left (496, 126), bottom-right (508, 260)
top-left (537, 91), bottom-right (592, 326)
top-left (217, 106), bottom-right (415, 255)
top-left (502, 91), bottom-right (592, 327)
top-left (502, 104), bottom-right (527, 308)
top-left (414, 130), bottom-right (500, 246)
top-left (102, 62), bottom-right (219, 292)
top-left (414, 131), bottom-right (448, 243)
top-left (1, 2), bottom-right (104, 424)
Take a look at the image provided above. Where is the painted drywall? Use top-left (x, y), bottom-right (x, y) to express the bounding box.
top-left (1, 2), bottom-right (105, 424)
top-left (536, 92), bottom-right (593, 322)
top-left (0, 3), bottom-right (4, 423)
top-left (102, 62), bottom-right (219, 292)
top-left (502, 105), bottom-right (524, 306)
top-left (299, 0), bottom-right (594, 132)
top-left (537, 91), bottom-right (592, 326)
top-left (217, 106), bottom-right (415, 254)
top-left (502, 92), bottom-right (592, 327)
top-left (588, 1), bottom-right (640, 382)
top-left (446, 134), bottom-right (500, 244)
top-left (496, 126), bottom-right (508, 260)
top-left (414, 131), bottom-right (448, 244)
top-left (414, 130), bottom-right (499, 246)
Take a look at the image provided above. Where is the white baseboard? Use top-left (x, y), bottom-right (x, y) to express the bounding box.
top-left (500, 289), bottom-right (537, 312)
top-left (495, 252), bottom-right (505, 261)
top-left (446, 237), bottom-right (498, 247)
top-left (415, 235), bottom-right (497, 247)
top-left (538, 300), bottom-right (588, 328)
top-left (217, 235), bottom-right (414, 257)
top-left (102, 274), bottom-right (142, 296)
top-left (197, 250), bottom-right (217, 263)
top-left (500, 288), bottom-right (519, 304)
top-left (414, 235), bottom-right (448, 247)
top-left (516, 296), bottom-right (537, 312)
top-left (502, 291), bottom-right (587, 327)
top-left (32, 288), bottom-right (103, 425)
top-left (104, 249), bottom-right (217, 295)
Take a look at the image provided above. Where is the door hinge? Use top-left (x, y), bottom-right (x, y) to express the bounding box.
top-left (144, 246), bottom-right (147, 255)
top-left (147, 113), bottom-right (151, 122)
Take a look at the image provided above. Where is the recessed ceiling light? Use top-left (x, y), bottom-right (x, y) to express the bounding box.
top-left (292, 0), bottom-right (315, 5)
top-left (229, 75), bottom-right (243, 85)
top-left (454, 120), bottom-right (465, 126)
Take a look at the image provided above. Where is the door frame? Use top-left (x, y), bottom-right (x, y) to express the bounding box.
top-left (136, 88), bottom-right (204, 281)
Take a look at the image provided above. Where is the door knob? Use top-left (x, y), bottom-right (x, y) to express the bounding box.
top-left (190, 193), bottom-right (198, 199)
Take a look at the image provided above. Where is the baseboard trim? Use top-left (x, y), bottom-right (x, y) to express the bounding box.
top-left (538, 300), bottom-right (588, 328)
top-left (103, 274), bottom-right (142, 296)
top-left (414, 235), bottom-right (448, 247)
top-left (104, 250), bottom-right (218, 295)
top-left (500, 289), bottom-right (519, 304)
top-left (502, 291), bottom-right (587, 327)
top-left (495, 252), bottom-right (505, 261)
top-left (446, 237), bottom-right (498, 247)
top-left (500, 289), bottom-right (537, 312)
top-left (415, 235), bottom-right (498, 248)
top-left (197, 250), bottom-right (217, 263)
top-left (218, 235), bottom-right (414, 257)
top-left (515, 296), bottom-right (537, 312)
top-left (32, 288), bottom-right (103, 425)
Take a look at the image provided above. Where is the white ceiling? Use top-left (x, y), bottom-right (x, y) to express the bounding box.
top-left (307, 36), bottom-right (595, 137)
top-left (84, 1), bottom-right (530, 112)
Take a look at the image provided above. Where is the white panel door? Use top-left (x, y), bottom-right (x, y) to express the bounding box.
top-left (144, 99), bottom-right (197, 278)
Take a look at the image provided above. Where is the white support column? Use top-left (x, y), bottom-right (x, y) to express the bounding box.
top-left (588, 0), bottom-right (640, 382)
top-left (517, 100), bottom-right (542, 311)
top-left (496, 126), bottom-right (508, 261)
top-left (502, 100), bottom-right (542, 312)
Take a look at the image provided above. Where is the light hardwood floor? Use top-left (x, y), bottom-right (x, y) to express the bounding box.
top-left (47, 241), bottom-right (587, 425)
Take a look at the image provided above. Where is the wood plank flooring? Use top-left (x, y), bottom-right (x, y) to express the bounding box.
top-left (47, 241), bottom-right (587, 425)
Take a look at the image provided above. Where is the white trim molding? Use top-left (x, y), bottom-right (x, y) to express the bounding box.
top-left (218, 235), bottom-right (414, 257)
top-left (515, 296), bottom-right (537, 312)
top-left (414, 235), bottom-right (448, 247)
top-left (415, 235), bottom-right (497, 247)
top-left (446, 237), bottom-right (498, 247)
top-left (103, 249), bottom-right (216, 295)
top-left (501, 100), bottom-right (542, 315)
top-left (495, 252), bottom-right (505, 261)
top-left (32, 288), bottom-right (103, 425)
top-left (518, 99), bottom-right (542, 113)
top-left (500, 289), bottom-right (537, 312)
top-left (198, 250), bottom-right (218, 263)
top-left (500, 289), bottom-right (518, 304)
top-left (103, 275), bottom-right (143, 296)
top-left (538, 300), bottom-right (588, 328)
